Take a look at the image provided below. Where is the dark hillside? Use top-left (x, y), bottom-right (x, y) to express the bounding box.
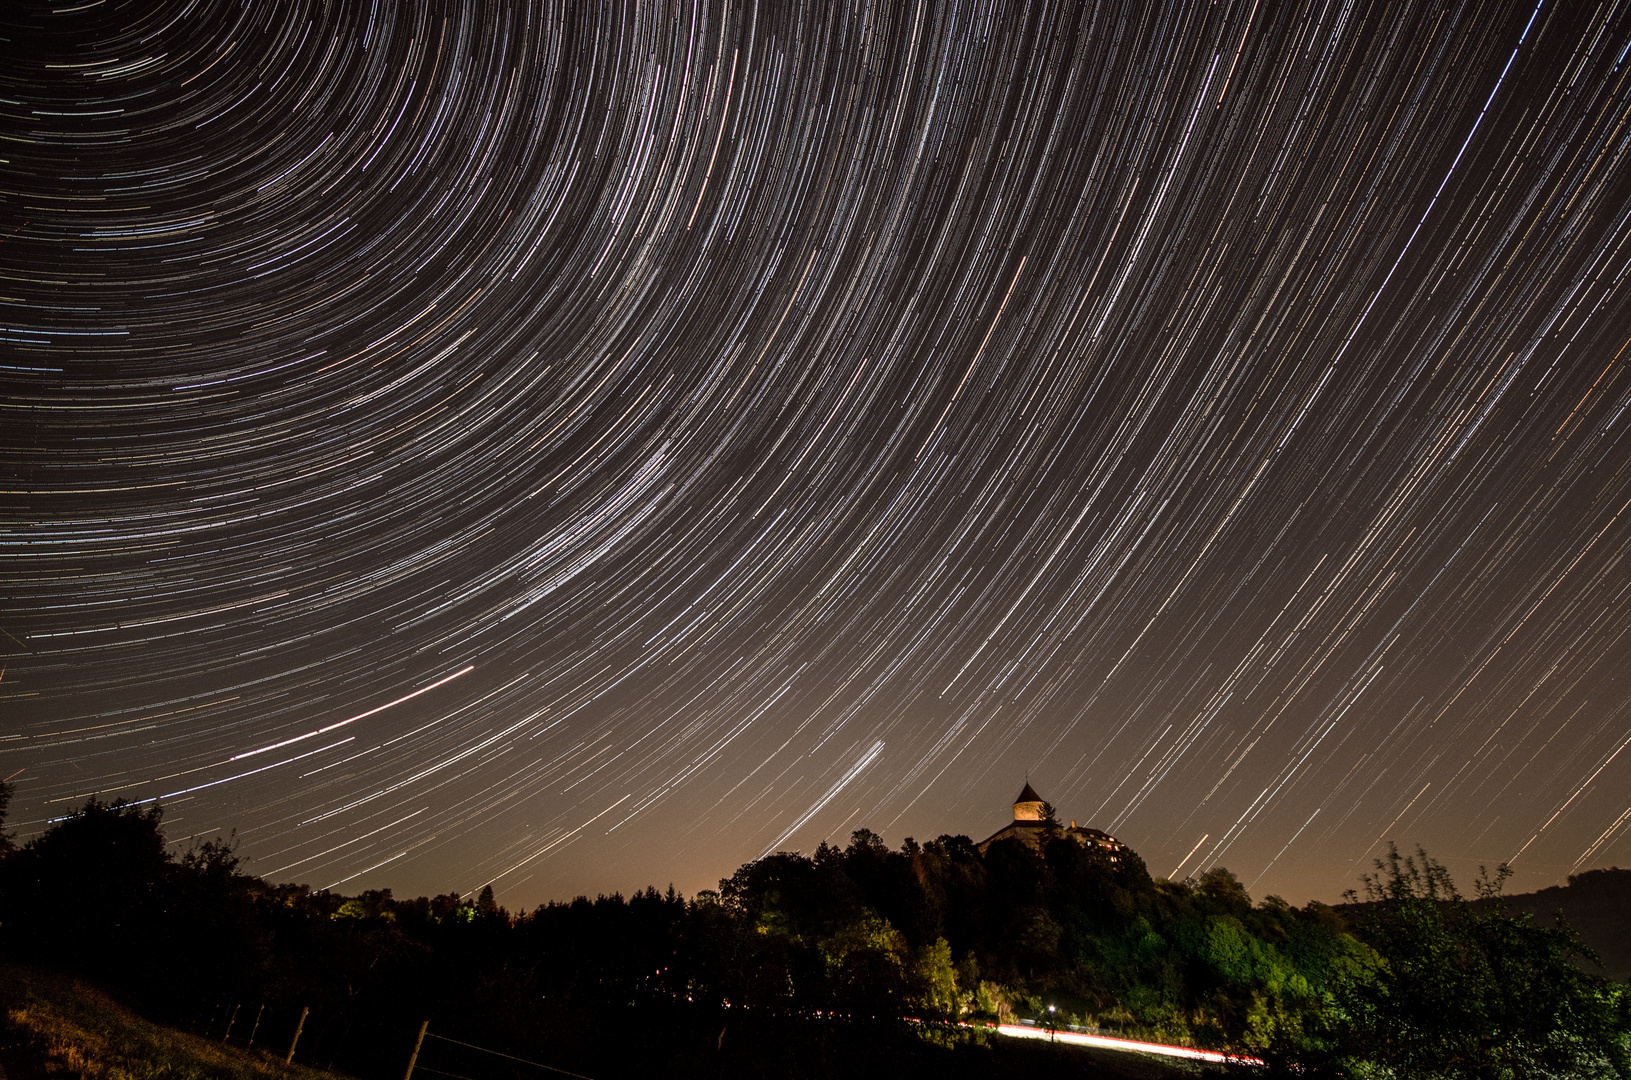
top-left (1490, 868), bottom-right (1631, 981)
top-left (0, 963), bottom-right (357, 1080)
top-left (0, 793), bottom-right (1625, 1079)
top-left (1339, 866), bottom-right (1631, 980)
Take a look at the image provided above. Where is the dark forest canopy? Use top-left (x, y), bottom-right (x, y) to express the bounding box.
top-left (0, 789), bottom-right (1625, 1080)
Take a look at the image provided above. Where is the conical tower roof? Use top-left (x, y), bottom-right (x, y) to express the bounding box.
top-left (1015, 781), bottom-right (1043, 804)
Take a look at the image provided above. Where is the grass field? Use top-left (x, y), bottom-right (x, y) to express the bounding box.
top-left (0, 965), bottom-right (352, 1080)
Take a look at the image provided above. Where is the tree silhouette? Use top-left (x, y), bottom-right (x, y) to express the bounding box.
top-left (2, 796), bottom-right (1626, 1080)
top-left (0, 778), bottom-right (14, 857)
top-left (0, 798), bottom-right (170, 984)
top-left (1336, 844), bottom-right (1629, 1079)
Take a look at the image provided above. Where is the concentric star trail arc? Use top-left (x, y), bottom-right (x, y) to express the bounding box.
top-left (4, 0), bottom-right (1631, 907)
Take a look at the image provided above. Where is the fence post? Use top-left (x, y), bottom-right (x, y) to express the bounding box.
top-left (223, 1003), bottom-right (240, 1043)
top-left (248, 1004), bottom-right (264, 1047)
top-left (285, 1006), bottom-right (309, 1065)
top-left (403, 1020), bottom-right (429, 1080)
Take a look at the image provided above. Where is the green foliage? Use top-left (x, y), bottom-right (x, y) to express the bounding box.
top-left (910, 938), bottom-right (961, 1020)
top-left (1331, 844), bottom-right (1631, 1079)
top-left (3, 799), bottom-right (1626, 1079)
top-left (332, 893), bottom-right (396, 921)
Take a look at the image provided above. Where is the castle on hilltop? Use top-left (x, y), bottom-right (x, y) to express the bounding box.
top-left (976, 781), bottom-right (1122, 860)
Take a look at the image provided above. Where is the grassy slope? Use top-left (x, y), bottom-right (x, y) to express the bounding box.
top-left (0, 963), bottom-right (1209, 1080)
top-left (0, 965), bottom-right (351, 1080)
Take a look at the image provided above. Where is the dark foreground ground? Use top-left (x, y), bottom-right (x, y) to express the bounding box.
top-left (0, 964), bottom-right (353, 1080)
top-left (0, 962), bottom-right (1209, 1080)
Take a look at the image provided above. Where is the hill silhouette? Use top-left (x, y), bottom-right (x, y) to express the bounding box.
top-left (0, 787), bottom-right (1625, 1079)
top-left (1487, 867), bottom-right (1631, 981)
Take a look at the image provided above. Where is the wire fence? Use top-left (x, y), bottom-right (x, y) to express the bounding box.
top-left (412, 1029), bottom-right (596, 1080)
top-left (195, 1002), bottom-right (595, 1080)
top-left (197, 1000), bottom-right (305, 1058)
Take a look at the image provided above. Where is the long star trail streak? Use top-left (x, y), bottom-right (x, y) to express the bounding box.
top-left (4, 0), bottom-right (1631, 906)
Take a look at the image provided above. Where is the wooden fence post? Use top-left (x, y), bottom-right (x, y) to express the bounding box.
top-left (223, 1003), bottom-right (240, 1042)
top-left (248, 1004), bottom-right (264, 1047)
top-left (285, 1006), bottom-right (309, 1065)
top-left (403, 1020), bottom-right (429, 1080)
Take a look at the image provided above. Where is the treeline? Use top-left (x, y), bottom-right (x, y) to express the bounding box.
top-left (0, 788), bottom-right (1626, 1079)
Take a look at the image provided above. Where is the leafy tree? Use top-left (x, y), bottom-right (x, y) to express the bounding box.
top-left (910, 937), bottom-right (961, 1019)
top-left (13, 793), bottom-right (1624, 1080)
top-left (0, 797), bottom-right (170, 986)
top-left (1335, 844), bottom-right (1630, 1079)
top-left (820, 908), bottom-right (910, 1014)
top-left (165, 833), bottom-right (274, 1003)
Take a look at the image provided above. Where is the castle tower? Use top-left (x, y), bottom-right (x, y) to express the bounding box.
top-left (1012, 781), bottom-right (1046, 821)
top-left (977, 781), bottom-right (1123, 861)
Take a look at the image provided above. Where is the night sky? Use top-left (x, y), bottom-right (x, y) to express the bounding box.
top-left (6, 0), bottom-right (1631, 910)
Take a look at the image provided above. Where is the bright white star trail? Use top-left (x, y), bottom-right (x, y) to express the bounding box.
top-left (5, 0), bottom-right (1631, 906)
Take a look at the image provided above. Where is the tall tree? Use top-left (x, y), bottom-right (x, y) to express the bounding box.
top-left (0, 798), bottom-right (171, 983)
top-left (0, 778), bottom-right (14, 856)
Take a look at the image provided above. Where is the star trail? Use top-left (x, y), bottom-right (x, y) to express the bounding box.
top-left (5, 0), bottom-right (1631, 908)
